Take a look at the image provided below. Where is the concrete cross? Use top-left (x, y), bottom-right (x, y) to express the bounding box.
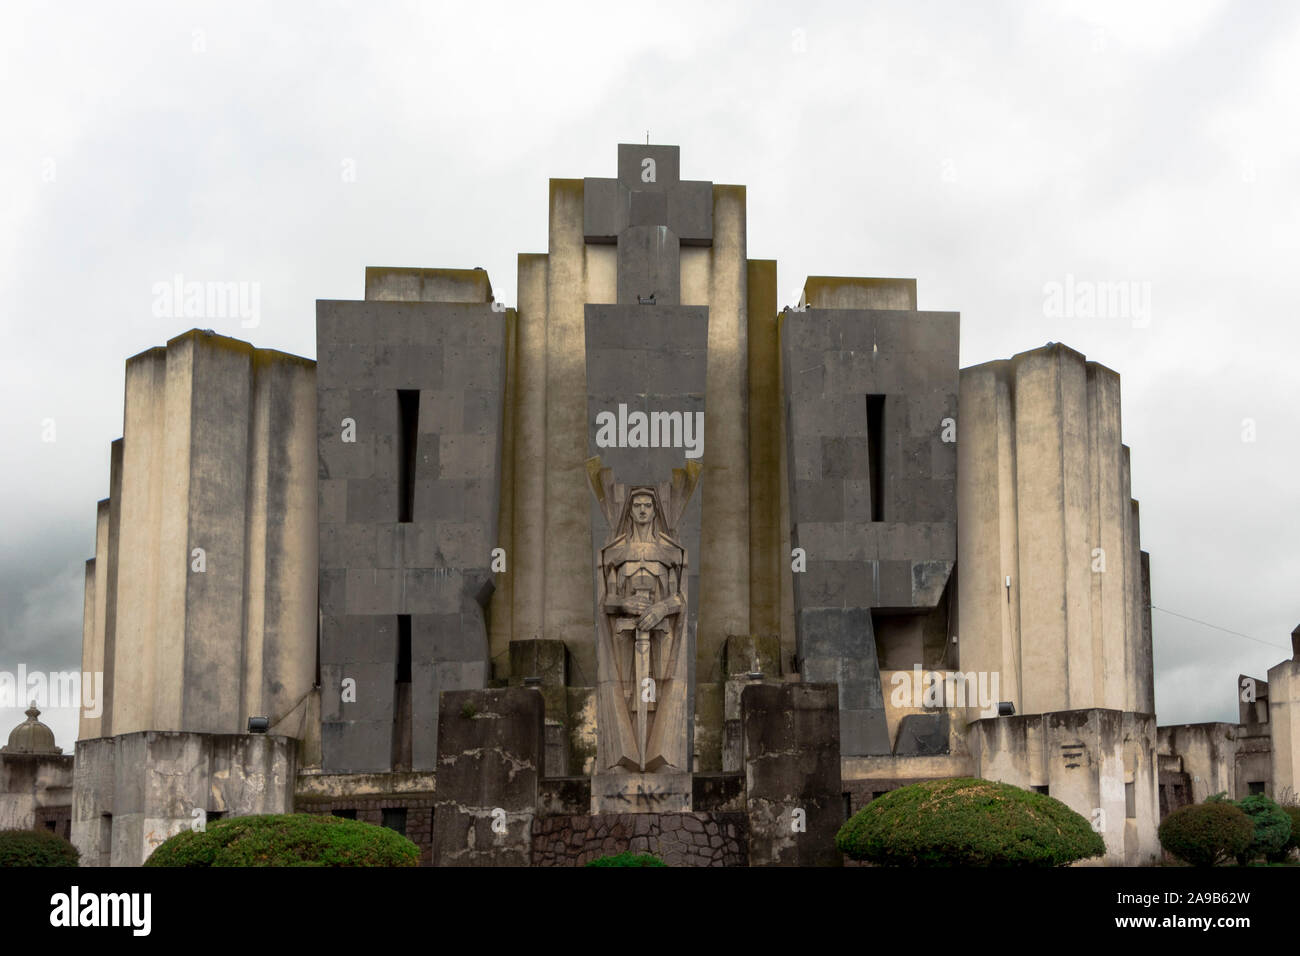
top-left (583, 144), bottom-right (713, 306)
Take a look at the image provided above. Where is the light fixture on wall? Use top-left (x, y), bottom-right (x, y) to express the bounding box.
top-left (248, 716), bottom-right (269, 733)
top-left (997, 702), bottom-right (1015, 717)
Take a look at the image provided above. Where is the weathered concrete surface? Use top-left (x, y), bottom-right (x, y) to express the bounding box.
top-left (0, 754), bottom-right (74, 832)
top-left (742, 683), bottom-right (842, 866)
top-left (969, 709), bottom-right (1159, 866)
top-left (1157, 721), bottom-right (1270, 804)
top-left (432, 689), bottom-right (543, 866)
top-left (72, 731), bottom-right (296, 867)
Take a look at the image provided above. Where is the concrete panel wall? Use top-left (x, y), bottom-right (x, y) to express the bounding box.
top-left (969, 709), bottom-right (1160, 866)
top-left (1157, 723), bottom-right (1242, 803)
top-left (957, 344), bottom-right (1153, 717)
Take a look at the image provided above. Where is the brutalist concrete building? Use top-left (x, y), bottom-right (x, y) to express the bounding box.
top-left (59, 144), bottom-right (1300, 866)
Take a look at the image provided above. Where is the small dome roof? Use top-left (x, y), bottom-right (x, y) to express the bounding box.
top-left (2, 703), bottom-right (62, 755)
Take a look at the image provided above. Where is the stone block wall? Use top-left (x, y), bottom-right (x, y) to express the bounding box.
top-left (531, 812), bottom-right (747, 866)
top-left (299, 796), bottom-right (434, 866)
top-left (780, 284), bottom-right (959, 757)
top-left (317, 277), bottom-right (509, 773)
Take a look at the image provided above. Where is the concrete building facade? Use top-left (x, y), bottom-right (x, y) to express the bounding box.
top-left (45, 143), bottom-right (1297, 866)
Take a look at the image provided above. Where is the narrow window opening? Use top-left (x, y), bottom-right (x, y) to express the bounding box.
top-left (1125, 782), bottom-right (1136, 817)
top-left (397, 615), bottom-right (412, 683)
top-left (1033, 784), bottom-right (1049, 795)
top-left (866, 394), bottom-right (886, 521)
top-left (1248, 780), bottom-right (1265, 796)
top-left (331, 808), bottom-right (357, 820)
top-left (842, 792), bottom-right (853, 820)
top-left (99, 814), bottom-right (112, 867)
top-left (393, 615), bottom-right (413, 771)
top-left (382, 807), bottom-right (408, 837)
top-left (397, 390), bottom-right (420, 523)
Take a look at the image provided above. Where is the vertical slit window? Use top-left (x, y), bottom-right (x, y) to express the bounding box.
top-left (397, 390), bottom-right (420, 523)
top-left (866, 394), bottom-right (886, 522)
top-left (397, 615), bottom-right (411, 683)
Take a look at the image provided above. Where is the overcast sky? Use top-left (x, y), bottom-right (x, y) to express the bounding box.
top-left (2, 0), bottom-right (1297, 750)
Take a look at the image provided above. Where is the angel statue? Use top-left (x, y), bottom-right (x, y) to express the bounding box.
top-left (586, 456), bottom-right (701, 773)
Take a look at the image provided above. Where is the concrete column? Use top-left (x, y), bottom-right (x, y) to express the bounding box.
top-left (956, 364), bottom-right (1005, 701)
top-left (698, 184), bottom-right (750, 677)
top-left (178, 335), bottom-right (254, 733)
top-left (542, 179), bottom-right (597, 679)
top-left (111, 348), bottom-right (168, 734)
top-left (254, 352), bottom-right (318, 751)
top-left (101, 441), bottom-right (123, 736)
top-left (1013, 348), bottom-right (1071, 714)
top-left (79, 559), bottom-right (96, 740)
top-left (79, 499), bottom-right (110, 740)
top-left (488, 310), bottom-right (517, 672)
top-left (511, 254), bottom-right (549, 649)
top-left (746, 259), bottom-right (780, 642)
top-left (1087, 364), bottom-right (1127, 710)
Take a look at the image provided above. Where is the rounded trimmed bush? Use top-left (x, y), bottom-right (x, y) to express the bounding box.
top-left (1158, 802), bottom-right (1254, 866)
top-left (143, 813), bottom-right (419, 867)
top-left (585, 852), bottom-right (666, 867)
top-left (1232, 794), bottom-right (1291, 864)
top-left (1270, 805), bottom-right (1300, 862)
top-left (835, 777), bottom-right (1105, 867)
top-left (0, 828), bottom-right (80, 867)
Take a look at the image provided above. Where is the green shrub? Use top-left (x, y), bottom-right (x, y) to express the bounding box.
top-left (143, 813), bottom-right (419, 867)
top-left (0, 828), bottom-right (80, 867)
top-left (834, 777), bottom-right (1105, 866)
top-left (585, 852), bottom-right (666, 867)
top-left (1158, 802), bottom-right (1254, 866)
top-left (1269, 805), bottom-right (1300, 862)
top-left (1232, 794), bottom-right (1291, 864)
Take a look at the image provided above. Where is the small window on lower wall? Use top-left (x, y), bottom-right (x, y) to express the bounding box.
top-left (44, 820), bottom-right (56, 832)
top-left (842, 793), bottom-right (853, 820)
top-left (382, 808), bottom-right (407, 837)
top-left (1032, 785), bottom-right (1049, 795)
top-left (207, 811), bottom-right (225, 823)
top-left (1125, 782), bottom-right (1136, 818)
top-left (1248, 781), bottom-right (1265, 795)
top-left (332, 809), bottom-right (357, 820)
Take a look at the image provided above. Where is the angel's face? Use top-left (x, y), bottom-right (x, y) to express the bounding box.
top-left (631, 494), bottom-right (654, 527)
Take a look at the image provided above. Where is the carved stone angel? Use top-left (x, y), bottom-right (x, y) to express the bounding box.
top-left (586, 457), bottom-right (701, 773)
